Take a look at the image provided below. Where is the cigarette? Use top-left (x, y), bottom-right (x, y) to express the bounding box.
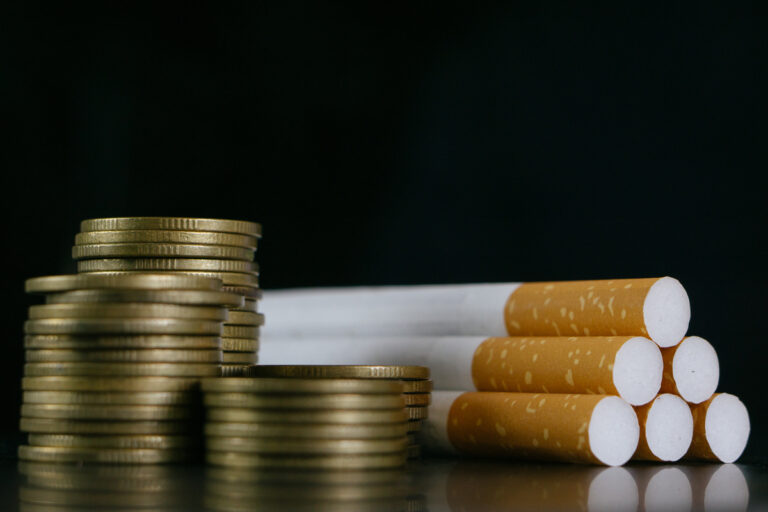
top-left (660, 336), bottom-right (719, 404)
top-left (423, 391), bottom-right (639, 466)
top-left (261, 277), bottom-right (690, 347)
top-left (632, 394), bottom-right (693, 461)
top-left (260, 335), bottom-right (662, 405)
top-left (685, 393), bottom-right (750, 463)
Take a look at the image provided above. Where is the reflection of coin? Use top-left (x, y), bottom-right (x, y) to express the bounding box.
top-left (202, 378), bottom-right (403, 395)
top-left (205, 480), bottom-right (408, 501)
top-left (204, 422), bottom-right (409, 439)
top-left (20, 418), bottom-right (193, 435)
top-left (206, 466), bottom-right (406, 485)
top-left (207, 408), bottom-right (407, 424)
top-left (206, 451), bottom-right (407, 469)
top-left (248, 365), bottom-right (430, 380)
top-left (24, 362), bottom-right (220, 377)
top-left (21, 403), bottom-right (196, 421)
top-left (203, 393), bottom-right (404, 410)
top-left (206, 437), bottom-right (408, 455)
top-left (80, 217), bottom-right (262, 236)
top-left (28, 434), bottom-right (196, 450)
top-left (24, 335), bottom-right (221, 350)
top-left (22, 376), bottom-right (200, 392)
top-left (23, 391), bottom-right (196, 405)
top-left (25, 273), bottom-right (221, 293)
top-left (47, 289), bottom-right (242, 307)
top-left (25, 349), bottom-right (221, 363)
top-left (29, 303), bottom-right (227, 321)
top-left (19, 445), bottom-right (191, 464)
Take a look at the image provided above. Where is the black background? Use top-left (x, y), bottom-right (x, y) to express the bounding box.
top-left (0, 3), bottom-right (765, 461)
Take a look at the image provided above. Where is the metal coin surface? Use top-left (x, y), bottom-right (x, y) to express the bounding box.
top-left (24, 362), bottom-right (220, 377)
top-left (21, 403), bottom-right (196, 421)
top-left (206, 451), bottom-right (407, 469)
top-left (72, 243), bottom-right (254, 261)
top-left (28, 303), bottom-right (227, 321)
top-left (203, 393), bottom-right (404, 410)
top-left (18, 445), bottom-right (191, 464)
top-left (20, 418), bottom-right (193, 435)
top-left (247, 365), bottom-right (430, 380)
top-left (27, 434), bottom-right (196, 450)
top-left (45, 289), bottom-right (243, 307)
top-left (22, 376), bottom-right (200, 392)
top-left (206, 408), bottom-right (407, 424)
top-left (201, 378), bottom-right (403, 394)
top-left (22, 391), bottom-right (196, 405)
top-left (77, 258), bottom-right (259, 273)
top-left (26, 273), bottom-right (221, 293)
top-left (24, 335), bottom-right (221, 350)
top-left (204, 422), bottom-right (408, 439)
top-left (80, 217), bottom-right (262, 237)
top-left (75, 230), bottom-right (258, 249)
top-left (25, 349), bottom-right (221, 363)
top-left (24, 318), bottom-right (222, 335)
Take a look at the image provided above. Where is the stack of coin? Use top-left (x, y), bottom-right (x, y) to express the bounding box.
top-left (245, 365), bottom-right (432, 458)
top-left (19, 273), bottom-right (240, 465)
top-left (202, 378), bottom-right (410, 470)
top-left (73, 217), bottom-right (263, 376)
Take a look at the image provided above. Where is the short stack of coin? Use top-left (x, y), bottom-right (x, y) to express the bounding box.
top-left (202, 378), bottom-right (410, 470)
top-left (73, 217), bottom-right (263, 376)
top-left (19, 273), bottom-right (240, 465)
top-left (245, 365), bottom-right (432, 458)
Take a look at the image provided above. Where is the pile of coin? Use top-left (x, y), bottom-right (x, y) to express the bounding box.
top-left (73, 217), bottom-right (263, 376)
top-left (202, 378), bottom-right (410, 470)
top-left (19, 273), bottom-right (240, 464)
top-left (245, 365), bottom-right (432, 458)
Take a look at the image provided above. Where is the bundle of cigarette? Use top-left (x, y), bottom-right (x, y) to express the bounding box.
top-left (261, 277), bottom-right (750, 466)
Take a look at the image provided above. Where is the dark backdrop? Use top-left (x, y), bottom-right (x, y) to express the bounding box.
top-left (1, 3), bottom-right (765, 461)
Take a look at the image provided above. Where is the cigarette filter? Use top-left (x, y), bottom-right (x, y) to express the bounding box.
top-left (632, 394), bottom-right (693, 461)
top-left (686, 393), bottom-right (750, 463)
top-left (423, 391), bottom-right (639, 466)
top-left (660, 336), bottom-right (719, 404)
top-left (260, 277), bottom-right (690, 347)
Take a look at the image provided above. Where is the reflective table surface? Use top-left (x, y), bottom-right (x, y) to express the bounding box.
top-left (0, 457), bottom-right (764, 511)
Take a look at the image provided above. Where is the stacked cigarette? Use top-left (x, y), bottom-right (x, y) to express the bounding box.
top-left (260, 277), bottom-right (750, 466)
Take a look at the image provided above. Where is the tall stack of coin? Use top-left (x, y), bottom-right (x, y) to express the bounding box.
top-left (73, 217), bottom-right (263, 376)
top-left (202, 378), bottom-right (410, 470)
top-left (245, 365), bottom-right (432, 458)
top-left (19, 273), bottom-right (240, 465)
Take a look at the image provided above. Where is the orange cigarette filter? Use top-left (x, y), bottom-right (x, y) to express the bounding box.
top-left (471, 336), bottom-right (662, 406)
top-left (504, 277), bottom-right (689, 347)
top-left (446, 392), bottom-right (638, 466)
top-left (686, 393), bottom-right (750, 463)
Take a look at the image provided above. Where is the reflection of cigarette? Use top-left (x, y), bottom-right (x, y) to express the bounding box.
top-left (660, 336), bottom-right (719, 404)
top-left (261, 277), bottom-right (690, 347)
top-left (261, 335), bottom-right (662, 405)
top-left (423, 391), bottom-right (638, 466)
top-left (685, 393), bottom-right (750, 463)
top-left (684, 463), bottom-right (749, 512)
top-left (628, 466), bottom-right (693, 512)
top-left (632, 394), bottom-right (693, 461)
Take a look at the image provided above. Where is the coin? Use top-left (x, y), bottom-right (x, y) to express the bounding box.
top-left (220, 365), bottom-right (250, 377)
top-left (20, 418), bottom-right (193, 435)
top-left (78, 258), bottom-right (259, 273)
top-left (24, 335), bottom-right (221, 350)
top-left (206, 466), bottom-right (406, 485)
top-left (72, 243), bottom-right (254, 261)
top-left (29, 303), bottom-right (227, 321)
top-left (25, 273), bottom-right (222, 293)
top-left (403, 394), bottom-right (431, 406)
top-left (206, 451), bottom-right (407, 469)
top-left (221, 338), bottom-right (259, 352)
top-left (24, 362), bottom-right (220, 377)
top-left (18, 486), bottom-right (187, 508)
top-left (87, 270), bottom-right (259, 288)
top-left (205, 437), bottom-right (408, 455)
top-left (46, 289), bottom-right (243, 307)
top-left (407, 445), bottom-right (421, 458)
top-left (247, 365), bottom-right (430, 380)
top-left (202, 378), bottom-right (403, 394)
top-left (205, 481), bottom-right (408, 501)
top-left (402, 380), bottom-right (433, 393)
top-left (221, 286), bottom-right (262, 298)
top-left (22, 376), bottom-right (200, 392)
top-left (221, 325), bottom-right (259, 338)
top-left (206, 409), bottom-right (408, 424)
top-left (225, 311), bottom-right (264, 326)
top-left (23, 391), bottom-right (196, 405)
top-left (25, 349), bottom-right (221, 363)
top-left (221, 352), bottom-right (258, 364)
top-left (75, 230), bottom-right (258, 249)
top-left (28, 434), bottom-right (197, 450)
top-left (24, 318), bottom-right (222, 335)
top-left (407, 420), bottom-right (422, 432)
top-left (21, 403), bottom-right (196, 421)
top-left (204, 422), bottom-right (409, 439)
top-left (203, 393), bottom-right (404, 410)
top-left (19, 445), bottom-right (191, 464)
top-left (80, 217), bottom-right (262, 237)
top-left (232, 298), bottom-right (259, 313)
top-left (406, 407), bottom-right (428, 420)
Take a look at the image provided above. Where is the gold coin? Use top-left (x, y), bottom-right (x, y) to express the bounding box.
top-left (19, 445), bottom-right (191, 464)
top-left (407, 445), bottom-right (421, 459)
top-left (21, 403), bottom-right (196, 421)
top-left (407, 420), bottom-right (422, 432)
top-left (72, 243), bottom-right (255, 261)
top-left (206, 451), bottom-right (406, 469)
top-left (25, 273), bottom-right (221, 293)
top-left (221, 338), bottom-right (259, 352)
top-left (221, 325), bottom-right (259, 338)
top-left (221, 352), bottom-right (257, 364)
top-left (24, 318), bottom-right (222, 335)
top-left (220, 365), bottom-right (250, 377)
top-left (23, 391), bottom-right (196, 405)
top-left (18, 486), bottom-right (187, 508)
top-left (202, 378), bottom-right (403, 394)
top-left (22, 376), bottom-right (200, 392)
top-left (205, 481), bottom-right (407, 502)
top-left (225, 311), bottom-right (264, 326)
top-left (25, 334), bottom-right (221, 350)
top-left (403, 380), bottom-right (433, 393)
top-left (406, 407), bottom-right (428, 420)
top-left (80, 217), bottom-right (262, 237)
top-left (29, 303), bottom-right (227, 321)
top-left (221, 286), bottom-right (262, 298)
top-left (26, 349), bottom-right (221, 363)
top-left (207, 408), bottom-right (407, 424)
top-left (204, 422), bottom-right (409, 439)
top-left (28, 434), bottom-right (196, 450)
top-left (247, 365), bottom-right (430, 380)
top-left (203, 393), bottom-right (404, 410)
top-left (78, 258), bottom-right (259, 273)
top-left (99, 270), bottom-right (259, 288)
top-left (20, 418), bottom-right (193, 435)
top-left (403, 394), bottom-right (431, 406)
top-left (206, 437), bottom-right (408, 455)
top-left (24, 362), bottom-right (220, 377)
top-left (232, 298), bottom-right (259, 313)
top-left (75, 230), bottom-right (258, 249)
top-left (46, 289), bottom-right (243, 307)
top-left (18, 461), bottom-right (179, 490)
